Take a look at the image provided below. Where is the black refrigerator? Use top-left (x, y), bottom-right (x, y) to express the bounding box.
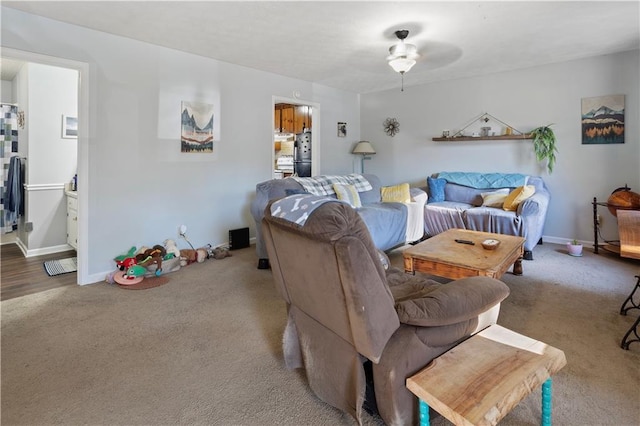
top-left (294, 131), bottom-right (312, 177)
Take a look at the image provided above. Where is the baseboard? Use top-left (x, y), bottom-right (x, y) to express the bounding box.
top-left (542, 235), bottom-right (588, 246)
top-left (22, 243), bottom-right (75, 258)
top-left (15, 238), bottom-right (28, 256)
top-left (84, 270), bottom-right (109, 286)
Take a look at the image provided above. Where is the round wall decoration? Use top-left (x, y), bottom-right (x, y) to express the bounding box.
top-left (384, 118), bottom-right (400, 136)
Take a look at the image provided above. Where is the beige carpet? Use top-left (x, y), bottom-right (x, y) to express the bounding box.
top-left (1, 243), bottom-right (639, 425)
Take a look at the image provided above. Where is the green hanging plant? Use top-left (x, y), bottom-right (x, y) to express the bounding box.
top-left (529, 124), bottom-right (558, 174)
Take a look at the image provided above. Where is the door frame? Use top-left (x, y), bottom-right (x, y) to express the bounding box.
top-left (272, 96), bottom-right (321, 177)
top-left (2, 47), bottom-right (91, 285)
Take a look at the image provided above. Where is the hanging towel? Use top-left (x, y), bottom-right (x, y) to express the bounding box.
top-left (5, 156), bottom-right (23, 224)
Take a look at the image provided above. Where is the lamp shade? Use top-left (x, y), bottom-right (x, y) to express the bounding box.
top-left (352, 141), bottom-right (376, 155)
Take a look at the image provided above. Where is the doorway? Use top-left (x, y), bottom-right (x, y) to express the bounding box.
top-left (1, 47), bottom-right (90, 285)
top-left (272, 96), bottom-right (320, 179)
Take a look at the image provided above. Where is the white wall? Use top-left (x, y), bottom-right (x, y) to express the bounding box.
top-left (23, 63), bottom-right (78, 251)
top-left (27, 63), bottom-right (78, 184)
top-left (1, 80), bottom-right (13, 102)
top-left (1, 7), bottom-right (361, 282)
top-left (361, 50), bottom-right (639, 246)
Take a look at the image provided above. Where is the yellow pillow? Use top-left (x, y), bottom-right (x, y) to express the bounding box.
top-left (503, 185), bottom-right (536, 211)
top-left (381, 183), bottom-right (411, 203)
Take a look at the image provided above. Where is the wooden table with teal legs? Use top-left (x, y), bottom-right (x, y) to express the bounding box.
top-left (407, 325), bottom-right (566, 426)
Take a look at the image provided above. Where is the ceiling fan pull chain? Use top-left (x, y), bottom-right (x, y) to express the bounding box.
top-left (401, 72), bottom-right (405, 92)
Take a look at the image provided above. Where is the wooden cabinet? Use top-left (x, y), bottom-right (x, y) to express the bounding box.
top-left (281, 105), bottom-right (294, 133)
top-left (275, 104), bottom-right (312, 134)
top-left (274, 107), bottom-right (281, 132)
top-left (66, 191), bottom-right (78, 250)
top-left (294, 105), bottom-right (311, 133)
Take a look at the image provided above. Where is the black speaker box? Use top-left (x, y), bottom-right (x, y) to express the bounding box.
top-left (229, 227), bottom-right (250, 250)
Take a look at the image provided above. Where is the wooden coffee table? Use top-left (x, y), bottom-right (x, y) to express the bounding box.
top-left (406, 325), bottom-right (567, 426)
top-left (403, 229), bottom-right (525, 279)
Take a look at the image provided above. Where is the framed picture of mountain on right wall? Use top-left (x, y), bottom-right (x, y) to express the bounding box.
top-left (581, 94), bottom-right (625, 144)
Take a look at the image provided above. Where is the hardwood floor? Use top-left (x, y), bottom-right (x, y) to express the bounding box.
top-left (1, 243), bottom-right (77, 301)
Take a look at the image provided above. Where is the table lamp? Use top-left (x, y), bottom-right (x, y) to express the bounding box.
top-left (352, 141), bottom-right (376, 173)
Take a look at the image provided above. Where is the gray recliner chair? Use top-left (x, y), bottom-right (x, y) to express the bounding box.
top-left (262, 196), bottom-right (510, 425)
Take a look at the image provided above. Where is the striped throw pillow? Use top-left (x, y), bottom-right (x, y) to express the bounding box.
top-left (333, 183), bottom-right (362, 208)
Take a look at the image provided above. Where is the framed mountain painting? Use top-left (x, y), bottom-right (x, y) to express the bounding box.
top-left (581, 95), bottom-right (624, 144)
top-left (181, 101), bottom-right (214, 153)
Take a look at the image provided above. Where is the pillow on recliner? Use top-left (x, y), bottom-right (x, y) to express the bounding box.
top-left (395, 276), bottom-right (510, 326)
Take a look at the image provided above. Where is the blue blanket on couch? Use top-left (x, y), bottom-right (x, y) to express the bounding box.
top-left (438, 172), bottom-right (529, 189)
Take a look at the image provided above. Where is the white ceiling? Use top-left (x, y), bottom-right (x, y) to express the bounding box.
top-left (3, 1), bottom-right (639, 94)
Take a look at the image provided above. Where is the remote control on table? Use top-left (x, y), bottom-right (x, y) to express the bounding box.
top-left (455, 239), bottom-right (475, 245)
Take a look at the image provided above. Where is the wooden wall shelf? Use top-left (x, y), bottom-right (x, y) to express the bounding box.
top-left (432, 134), bottom-right (533, 142)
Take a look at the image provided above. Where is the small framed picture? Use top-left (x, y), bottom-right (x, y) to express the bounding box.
top-left (338, 122), bottom-right (347, 137)
top-left (62, 115), bottom-right (78, 138)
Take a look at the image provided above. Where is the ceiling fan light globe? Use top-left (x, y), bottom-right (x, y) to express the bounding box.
top-left (389, 57), bottom-right (416, 73)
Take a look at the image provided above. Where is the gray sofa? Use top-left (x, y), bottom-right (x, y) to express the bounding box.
top-left (251, 174), bottom-right (426, 269)
top-left (424, 172), bottom-right (550, 260)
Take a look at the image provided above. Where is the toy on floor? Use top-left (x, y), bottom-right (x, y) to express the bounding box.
top-left (135, 245), bottom-right (165, 276)
top-left (211, 247), bottom-right (232, 259)
top-left (180, 248), bottom-right (207, 266)
top-left (108, 265), bottom-right (147, 286)
top-left (114, 246), bottom-right (138, 270)
top-left (124, 264), bottom-right (147, 279)
top-left (163, 239), bottom-right (181, 260)
top-left (201, 244), bottom-right (232, 260)
top-left (112, 245), bottom-right (165, 283)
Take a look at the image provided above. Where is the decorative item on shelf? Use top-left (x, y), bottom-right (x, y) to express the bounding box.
top-left (384, 117), bottom-right (400, 136)
top-left (529, 124), bottom-right (558, 174)
top-left (432, 112), bottom-right (532, 142)
top-left (606, 184), bottom-right (640, 217)
top-left (352, 141), bottom-right (376, 173)
top-left (386, 30), bottom-right (419, 92)
top-left (592, 185), bottom-right (640, 257)
top-left (566, 239), bottom-right (583, 257)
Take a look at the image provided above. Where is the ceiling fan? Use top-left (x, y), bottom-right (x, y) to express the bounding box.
top-left (386, 30), bottom-right (419, 91)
